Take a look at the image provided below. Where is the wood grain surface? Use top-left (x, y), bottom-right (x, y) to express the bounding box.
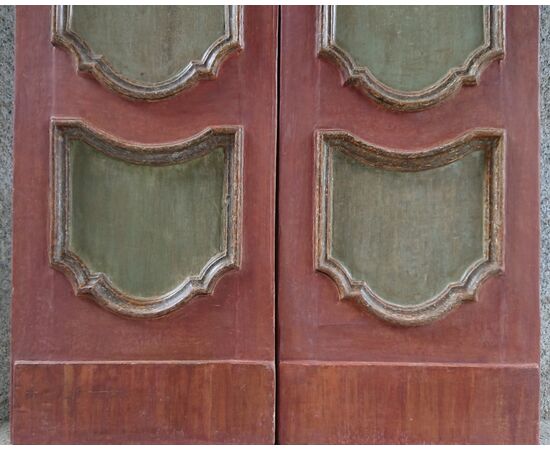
top-left (278, 362), bottom-right (539, 444)
top-left (13, 361), bottom-right (275, 444)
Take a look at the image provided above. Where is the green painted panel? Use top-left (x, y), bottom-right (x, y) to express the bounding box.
top-left (331, 148), bottom-right (485, 306)
top-left (71, 6), bottom-right (225, 84)
top-left (68, 140), bottom-right (225, 299)
top-left (335, 6), bottom-right (484, 92)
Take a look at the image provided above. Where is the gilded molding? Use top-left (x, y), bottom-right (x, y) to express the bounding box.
top-left (318, 6), bottom-right (505, 111)
top-left (315, 129), bottom-right (505, 326)
top-left (51, 6), bottom-right (243, 101)
top-left (50, 119), bottom-right (243, 317)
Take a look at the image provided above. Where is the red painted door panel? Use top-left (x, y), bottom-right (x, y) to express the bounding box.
top-left (11, 6), bottom-right (277, 444)
top-left (277, 6), bottom-right (539, 444)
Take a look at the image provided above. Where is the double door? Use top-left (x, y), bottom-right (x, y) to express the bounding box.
top-left (12, 6), bottom-right (539, 444)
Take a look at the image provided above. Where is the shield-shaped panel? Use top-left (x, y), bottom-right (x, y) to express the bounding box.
top-left (51, 120), bottom-right (242, 317)
top-left (52, 6), bottom-right (243, 100)
top-left (318, 6), bottom-right (504, 111)
top-left (316, 129), bottom-right (504, 325)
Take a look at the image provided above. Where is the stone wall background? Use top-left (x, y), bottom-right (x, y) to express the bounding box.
top-left (0, 4), bottom-right (548, 429)
top-left (541, 4), bottom-right (550, 424)
top-left (539, 6), bottom-right (550, 428)
top-left (0, 5), bottom-right (14, 424)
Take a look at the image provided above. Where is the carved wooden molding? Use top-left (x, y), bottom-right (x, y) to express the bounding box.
top-left (51, 6), bottom-right (243, 101)
top-left (315, 129), bottom-right (505, 326)
top-left (50, 119), bottom-right (242, 317)
top-left (318, 6), bottom-right (505, 111)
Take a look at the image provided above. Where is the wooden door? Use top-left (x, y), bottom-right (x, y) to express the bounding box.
top-left (278, 6), bottom-right (540, 444)
top-left (11, 6), bottom-right (277, 444)
top-left (11, 5), bottom-right (541, 445)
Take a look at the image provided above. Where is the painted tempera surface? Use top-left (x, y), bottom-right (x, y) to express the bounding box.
top-left (68, 140), bottom-right (225, 299)
top-left (330, 148), bottom-right (486, 306)
top-left (334, 6), bottom-right (484, 92)
top-left (71, 6), bottom-right (225, 84)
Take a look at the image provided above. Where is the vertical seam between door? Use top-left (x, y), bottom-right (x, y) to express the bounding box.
top-left (274, 4), bottom-right (282, 445)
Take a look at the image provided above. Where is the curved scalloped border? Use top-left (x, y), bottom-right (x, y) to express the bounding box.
top-left (52, 6), bottom-right (243, 101)
top-left (315, 129), bottom-right (505, 326)
top-left (318, 6), bottom-right (504, 111)
top-left (50, 119), bottom-right (242, 317)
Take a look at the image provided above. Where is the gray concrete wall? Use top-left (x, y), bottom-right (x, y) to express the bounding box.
top-left (0, 5), bottom-right (14, 423)
top-left (542, 5), bottom-right (550, 422)
top-left (0, 4), bottom-right (548, 428)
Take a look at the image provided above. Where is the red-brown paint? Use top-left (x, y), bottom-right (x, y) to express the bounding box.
top-left (277, 6), bottom-right (540, 443)
top-left (279, 362), bottom-right (539, 444)
top-left (12, 5), bottom-right (540, 444)
top-left (13, 362), bottom-right (275, 444)
top-left (12, 6), bottom-right (277, 444)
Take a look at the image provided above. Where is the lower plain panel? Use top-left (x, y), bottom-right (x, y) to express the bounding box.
top-left (278, 361), bottom-right (539, 444)
top-left (12, 360), bottom-right (275, 444)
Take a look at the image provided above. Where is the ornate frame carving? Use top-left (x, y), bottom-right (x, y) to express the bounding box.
top-left (318, 6), bottom-right (505, 111)
top-left (50, 119), bottom-right (242, 318)
top-left (315, 129), bottom-right (505, 326)
top-left (52, 6), bottom-right (243, 101)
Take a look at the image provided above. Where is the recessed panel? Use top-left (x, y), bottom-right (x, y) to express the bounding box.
top-left (335, 6), bottom-right (484, 92)
top-left (52, 6), bottom-right (243, 99)
top-left (71, 6), bottom-right (225, 85)
top-left (318, 6), bottom-right (504, 110)
top-left (51, 121), bottom-right (242, 317)
top-left (316, 130), bottom-right (504, 325)
top-left (331, 148), bottom-right (484, 305)
top-left (69, 140), bottom-right (225, 298)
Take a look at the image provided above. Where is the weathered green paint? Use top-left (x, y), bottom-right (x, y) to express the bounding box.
top-left (68, 140), bottom-right (225, 299)
top-left (335, 6), bottom-right (484, 92)
top-left (330, 148), bottom-right (485, 306)
top-left (71, 6), bottom-right (225, 84)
